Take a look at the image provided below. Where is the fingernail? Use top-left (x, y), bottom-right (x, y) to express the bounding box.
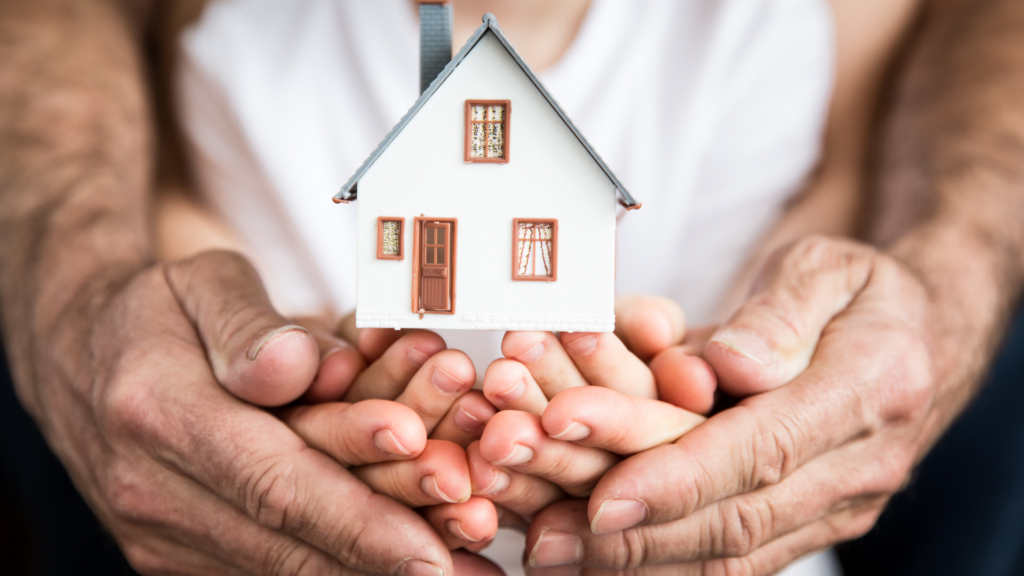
top-left (373, 429), bottom-right (411, 457)
top-left (246, 325), bottom-right (310, 361)
top-left (494, 378), bottom-right (526, 401)
top-left (591, 499), bottom-right (649, 534)
top-left (454, 406), bottom-right (486, 432)
top-left (446, 519), bottom-right (482, 542)
top-left (516, 342), bottom-right (545, 363)
top-left (564, 335), bottom-right (598, 356)
top-left (407, 346), bottom-right (431, 367)
top-left (709, 329), bottom-right (775, 367)
top-left (491, 444), bottom-right (534, 467)
top-left (549, 421), bottom-right (591, 442)
top-left (421, 475), bottom-right (459, 503)
top-left (478, 469), bottom-right (511, 494)
top-left (431, 366), bottom-right (470, 395)
top-left (529, 529), bottom-right (583, 568)
top-left (399, 559), bottom-right (444, 576)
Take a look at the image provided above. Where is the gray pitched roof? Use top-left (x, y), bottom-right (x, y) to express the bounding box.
top-left (333, 13), bottom-right (639, 209)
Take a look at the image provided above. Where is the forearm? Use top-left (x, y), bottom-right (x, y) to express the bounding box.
top-left (871, 0), bottom-right (1024, 439)
top-left (0, 0), bottom-right (154, 419)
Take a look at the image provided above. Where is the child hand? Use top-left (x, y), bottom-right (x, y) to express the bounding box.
top-left (469, 295), bottom-right (716, 524)
top-left (280, 316), bottom-right (504, 552)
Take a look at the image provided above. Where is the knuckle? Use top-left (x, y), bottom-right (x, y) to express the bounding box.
top-left (714, 498), bottom-right (773, 558)
top-left (102, 462), bottom-right (167, 526)
top-left (240, 456), bottom-right (303, 531)
top-left (751, 413), bottom-right (802, 489)
top-left (101, 371), bottom-right (164, 444)
top-left (606, 527), bottom-right (650, 570)
top-left (262, 539), bottom-right (341, 576)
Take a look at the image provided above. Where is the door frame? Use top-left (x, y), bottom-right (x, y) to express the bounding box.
top-left (411, 216), bottom-right (458, 316)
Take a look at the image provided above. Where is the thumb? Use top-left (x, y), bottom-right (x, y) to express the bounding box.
top-left (164, 250), bottom-right (319, 406)
top-left (705, 237), bottom-right (876, 396)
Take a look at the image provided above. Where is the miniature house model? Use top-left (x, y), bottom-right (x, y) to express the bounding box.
top-left (334, 4), bottom-right (639, 332)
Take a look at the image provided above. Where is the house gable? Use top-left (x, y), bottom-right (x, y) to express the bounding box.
top-left (334, 14), bottom-right (638, 210)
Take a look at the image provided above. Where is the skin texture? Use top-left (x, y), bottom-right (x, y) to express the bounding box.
top-left (515, 0), bottom-right (1024, 573)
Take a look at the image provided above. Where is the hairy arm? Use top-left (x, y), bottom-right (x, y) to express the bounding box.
top-left (0, 0), bottom-right (154, 426)
top-left (871, 0), bottom-right (1024, 437)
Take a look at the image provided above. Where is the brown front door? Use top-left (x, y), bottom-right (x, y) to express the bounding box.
top-left (420, 221), bottom-right (452, 311)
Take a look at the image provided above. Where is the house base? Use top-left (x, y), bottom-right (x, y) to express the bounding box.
top-left (355, 312), bottom-right (615, 333)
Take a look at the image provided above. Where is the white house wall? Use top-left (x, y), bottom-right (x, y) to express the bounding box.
top-left (355, 31), bottom-right (617, 332)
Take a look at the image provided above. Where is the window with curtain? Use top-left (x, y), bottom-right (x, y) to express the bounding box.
top-left (513, 219), bottom-right (557, 281)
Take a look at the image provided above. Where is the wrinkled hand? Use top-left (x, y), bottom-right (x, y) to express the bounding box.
top-left (468, 296), bottom-right (715, 530)
top-left (27, 250), bottom-right (465, 575)
top-left (524, 236), bottom-right (938, 574)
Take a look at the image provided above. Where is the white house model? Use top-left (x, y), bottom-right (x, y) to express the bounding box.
top-left (334, 8), bottom-right (640, 332)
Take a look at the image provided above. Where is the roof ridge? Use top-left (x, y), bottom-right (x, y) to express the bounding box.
top-left (334, 13), bottom-right (638, 209)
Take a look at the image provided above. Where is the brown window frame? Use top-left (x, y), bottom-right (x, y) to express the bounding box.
top-left (377, 217), bottom-right (405, 260)
top-left (512, 218), bottom-right (558, 282)
top-left (465, 99), bottom-right (511, 164)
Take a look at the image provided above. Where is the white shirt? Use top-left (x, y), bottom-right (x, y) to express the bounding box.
top-left (177, 1), bottom-right (838, 573)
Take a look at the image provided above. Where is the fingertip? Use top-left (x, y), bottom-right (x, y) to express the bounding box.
top-left (482, 359), bottom-right (528, 403)
top-left (615, 295), bottom-right (686, 359)
top-left (363, 399), bottom-right (428, 458)
top-left (650, 347), bottom-right (717, 414)
top-left (231, 327), bottom-right (319, 406)
top-left (421, 440), bottom-right (472, 503)
top-left (500, 331), bottom-right (548, 362)
top-left (431, 349), bottom-right (477, 393)
top-left (303, 345), bottom-right (366, 403)
top-left (453, 392), bottom-right (497, 434)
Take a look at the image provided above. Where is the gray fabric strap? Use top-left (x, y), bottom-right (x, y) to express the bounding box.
top-left (419, 3), bottom-right (453, 93)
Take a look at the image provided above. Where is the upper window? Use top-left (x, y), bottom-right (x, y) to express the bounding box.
top-left (465, 100), bottom-right (510, 163)
top-left (377, 217), bottom-right (404, 260)
top-left (512, 219), bottom-right (557, 281)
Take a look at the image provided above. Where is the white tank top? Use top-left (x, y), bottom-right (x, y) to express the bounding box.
top-left (177, 2), bottom-right (838, 574)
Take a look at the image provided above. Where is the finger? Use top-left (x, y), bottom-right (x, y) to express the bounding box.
top-left (165, 251), bottom-right (319, 406)
top-left (344, 330), bottom-right (447, 402)
top-left (452, 550), bottom-right (506, 576)
top-left (358, 327), bottom-right (412, 362)
top-left (293, 316), bottom-right (366, 403)
top-left (352, 439), bottom-right (471, 507)
top-left (524, 499), bottom-right (880, 573)
top-left (422, 497), bottom-right (499, 550)
top-left (614, 294), bottom-right (687, 360)
top-left (479, 411), bottom-right (619, 497)
top-left (395, 349), bottom-right (476, 434)
top-left (679, 325), bottom-right (717, 358)
top-left (113, 264), bottom-right (452, 574)
top-left (468, 441), bottom-right (566, 521)
top-left (649, 346), bottom-right (717, 414)
top-left (483, 359), bottom-right (549, 415)
top-left (558, 331), bottom-right (657, 398)
top-left (501, 332), bottom-right (588, 398)
top-left (541, 387), bottom-right (705, 454)
top-left (585, 363), bottom-right (876, 532)
top-left (115, 461), bottom-right (352, 576)
top-left (280, 399), bottom-right (427, 466)
top-left (704, 237), bottom-right (875, 395)
top-left (527, 436), bottom-right (897, 568)
top-left (431, 391), bottom-right (498, 448)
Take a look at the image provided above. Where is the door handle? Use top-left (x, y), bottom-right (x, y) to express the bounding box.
top-left (422, 268), bottom-right (448, 278)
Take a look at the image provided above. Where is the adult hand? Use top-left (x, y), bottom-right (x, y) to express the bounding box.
top-left (22, 250), bottom-right (456, 575)
top-left (523, 236), bottom-right (940, 574)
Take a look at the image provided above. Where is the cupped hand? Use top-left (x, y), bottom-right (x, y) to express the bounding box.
top-left (523, 236), bottom-right (937, 574)
top-left (282, 319), bottom-right (505, 555)
top-left (470, 296), bottom-right (715, 524)
top-left (25, 250), bottom-right (459, 575)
